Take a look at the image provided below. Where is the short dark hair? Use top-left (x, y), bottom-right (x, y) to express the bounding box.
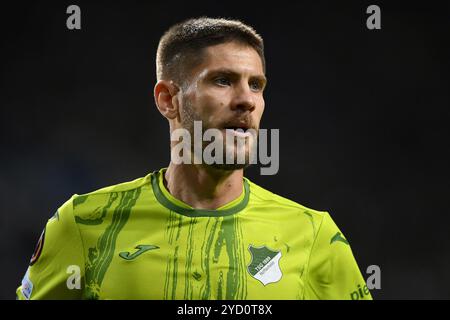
top-left (156, 17), bottom-right (265, 85)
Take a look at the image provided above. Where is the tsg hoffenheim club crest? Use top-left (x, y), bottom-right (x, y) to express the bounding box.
top-left (247, 245), bottom-right (282, 286)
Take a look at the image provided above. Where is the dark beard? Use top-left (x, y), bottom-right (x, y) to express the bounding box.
top-left (180, 98), bottom-right (255, 170)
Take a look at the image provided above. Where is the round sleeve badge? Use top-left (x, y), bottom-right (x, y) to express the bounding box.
top-left (29, 228), bottom-right (46, 266)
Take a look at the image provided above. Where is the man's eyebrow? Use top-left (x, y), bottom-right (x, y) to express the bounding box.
top-left (207, 68), bottom-right (267, 83)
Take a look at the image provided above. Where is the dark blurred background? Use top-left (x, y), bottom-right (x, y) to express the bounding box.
top-left (1, 0), bottom-right (449, 299)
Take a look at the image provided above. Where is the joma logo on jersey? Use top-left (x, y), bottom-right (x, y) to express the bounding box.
top-left (247, 245), bottom-right (282, 286)
top-left (330, 232), bottom-right (349, 245)
top-left (119, 245), bottom-right (159, 260)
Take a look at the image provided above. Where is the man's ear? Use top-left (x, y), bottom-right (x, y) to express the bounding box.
top-left (154, 80), bottom-right (180, 120)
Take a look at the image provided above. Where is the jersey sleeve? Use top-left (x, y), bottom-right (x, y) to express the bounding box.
top-left (303, 212), bottom-right (372, 300)
top-left (16, 196), bottom-right (85, 300)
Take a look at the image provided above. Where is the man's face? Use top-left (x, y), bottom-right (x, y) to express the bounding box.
top-left (179, 41), bottom-right (266, 170)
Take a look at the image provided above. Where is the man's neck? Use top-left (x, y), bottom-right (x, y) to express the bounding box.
top-left (164, 163), bottom-right (244, 210)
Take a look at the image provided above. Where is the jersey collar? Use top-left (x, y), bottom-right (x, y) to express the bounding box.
top-left (151, 169), bottom-right (250, 217)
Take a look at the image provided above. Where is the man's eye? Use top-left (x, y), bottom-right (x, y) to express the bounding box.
top-left (249, 81), bottom-right (263, 92)
top-left (214, 77), bottom-right (231, 86)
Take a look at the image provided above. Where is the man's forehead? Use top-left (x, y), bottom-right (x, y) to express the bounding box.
top-left (199, 42), bottom-right (265, 76)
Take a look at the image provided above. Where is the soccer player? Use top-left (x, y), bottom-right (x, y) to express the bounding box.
top-left (16, 17), bottom-right (372, 300)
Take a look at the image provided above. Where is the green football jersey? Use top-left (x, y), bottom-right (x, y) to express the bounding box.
top-left (17, 168), bottom-right (372, 300)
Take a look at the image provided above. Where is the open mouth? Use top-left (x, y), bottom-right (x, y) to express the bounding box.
top-left (223, 126), bottom-right (253, 138)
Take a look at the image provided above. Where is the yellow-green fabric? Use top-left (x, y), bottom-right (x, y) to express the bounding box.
top-left (17, 168), bottom-right (371, 300)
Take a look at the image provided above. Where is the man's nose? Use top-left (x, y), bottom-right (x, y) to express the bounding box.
top-left (230, 83), bottom-right (256, 113)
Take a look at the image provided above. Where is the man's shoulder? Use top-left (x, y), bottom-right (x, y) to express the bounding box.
top-left (61, 173), bottom-right (154, 220)
top-left (79, 173), bottom-right (153, 197)
top-left (246, 178), bottom-right (328, 220)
